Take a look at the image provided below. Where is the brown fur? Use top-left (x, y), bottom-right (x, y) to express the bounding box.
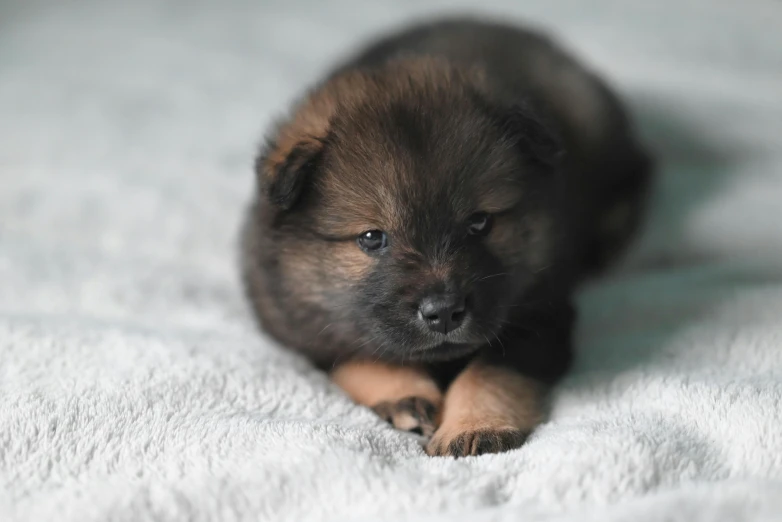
top-left (331, 360), bottom-right (443, 407)
top-left (332, 361), bottom-right (444, 437)
top-left (263, 59), bottom-right (486, 204)
top-left (426, 359), bottom-right (543, 456)
top-left (241, 18), bottom-right (653, 456)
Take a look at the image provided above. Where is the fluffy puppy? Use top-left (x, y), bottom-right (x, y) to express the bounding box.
top-left (241, 18), bottom-right (652, 456)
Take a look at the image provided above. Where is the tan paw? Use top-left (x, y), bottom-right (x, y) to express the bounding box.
top-left (426, 427), bottom-right (528, 457)
top-left (372, 396), bottom-right (439, 437)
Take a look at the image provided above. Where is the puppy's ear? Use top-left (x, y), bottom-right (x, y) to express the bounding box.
top-left (255, 71), bottom-right (373, 209)
top-left (497, 104), bottom-right (564, 171)
top-left (256, 137), bottom-right (324, 211)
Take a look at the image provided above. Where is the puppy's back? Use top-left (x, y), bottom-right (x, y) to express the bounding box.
top-left (337, 19), bottom-right (621, 156)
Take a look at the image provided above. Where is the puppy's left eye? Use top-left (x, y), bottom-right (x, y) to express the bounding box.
top-left (467, 212), bottom-right (493, 236)
top-left (357, 230), bottom-right (388, 253)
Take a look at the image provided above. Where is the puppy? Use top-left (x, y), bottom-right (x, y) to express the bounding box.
top-left (241, 18), bottom-right (652, 457)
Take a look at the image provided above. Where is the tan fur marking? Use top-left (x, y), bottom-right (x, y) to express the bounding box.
top-left (331, 360), bottom-right (442, 407)
top-left (278, 241), bottom-right (373, 306)
top-left (427, 360), bottom-right (543, 455)
top-left (331, 243), bottom-right (375, 281)
top-left (428, 262), bottom-right (454, 281)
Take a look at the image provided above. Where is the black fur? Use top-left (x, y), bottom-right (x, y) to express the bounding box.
top-left (241, 18), bottom-right (652, 400)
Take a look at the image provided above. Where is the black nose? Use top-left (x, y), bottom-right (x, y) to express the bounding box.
top-left (418, 294), bottom-right (467, 334)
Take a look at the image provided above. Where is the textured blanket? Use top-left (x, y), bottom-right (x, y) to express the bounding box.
top-left (2, 0), bottom-right (782, 520)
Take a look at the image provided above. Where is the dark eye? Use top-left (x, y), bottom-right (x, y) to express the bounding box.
top-left (467, 212), bottom-right (493, 236)
top-left (357, 230), bottom-right (388, 253)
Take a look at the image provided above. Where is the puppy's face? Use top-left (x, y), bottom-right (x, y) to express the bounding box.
top-left (257, 62), bottom-right (561, 362)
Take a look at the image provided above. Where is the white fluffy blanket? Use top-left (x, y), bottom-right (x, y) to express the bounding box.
top-left (2, 1), bottom-right (782, 520)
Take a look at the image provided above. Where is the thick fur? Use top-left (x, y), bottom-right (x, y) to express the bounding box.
top-left (241, 18), bottom-right (653, 456)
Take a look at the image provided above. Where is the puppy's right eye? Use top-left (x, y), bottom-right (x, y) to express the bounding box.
top-left (467, 212), bottom-right (493, 236)
top-left (357, 230), bottom-right (388, 253)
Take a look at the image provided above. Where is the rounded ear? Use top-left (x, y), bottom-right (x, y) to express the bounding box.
top-left (254, 69), bottom-right (372, 210)
top-left (496, 104), bottom-right (564, 171)
top-left (255, 137), bottom-right (325, 211)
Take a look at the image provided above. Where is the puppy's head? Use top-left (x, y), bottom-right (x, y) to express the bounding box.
top-left (255, 59), bottom-right (562, 362)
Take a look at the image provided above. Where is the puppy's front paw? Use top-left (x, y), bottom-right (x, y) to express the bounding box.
top-left (426, 427), bottom-right (528, 457)
top-left (372, 396), bottom-right (439, 437)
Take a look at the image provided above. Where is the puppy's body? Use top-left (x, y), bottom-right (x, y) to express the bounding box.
top-left (242, 19), bottom-right (652, 456)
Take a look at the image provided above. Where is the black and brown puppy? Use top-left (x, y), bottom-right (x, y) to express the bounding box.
top-left (241, 18), bottom-right (652, 457)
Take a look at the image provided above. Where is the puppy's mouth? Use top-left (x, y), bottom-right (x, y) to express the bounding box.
top-left (366, 301), bottom-right (502, 362)
top-left (410, 341), bottom-right (482, 362)
top-left (408, 325), bottom-right (486, 361)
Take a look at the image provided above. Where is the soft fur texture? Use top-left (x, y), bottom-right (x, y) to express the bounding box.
top-left (241, 19), bottom-right (652, 456)
top-left (2, 0), bottom-right (782, 520)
